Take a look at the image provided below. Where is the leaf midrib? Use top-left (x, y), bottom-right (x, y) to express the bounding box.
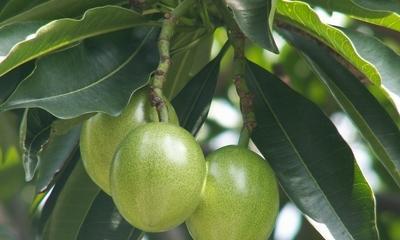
top-left (304, 54), bottom-right (400, 185)
top-left (248, 66), bottom-right (355, 240)
top-left (0, 6), bottom-right (158, 78)
top-left (181, 59), bottom-right (219, 127)
top-left (2, 29), bottom-right (153, 108)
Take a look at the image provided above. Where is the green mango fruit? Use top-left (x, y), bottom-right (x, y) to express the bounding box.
top-left (186, 145), bottom-right (279, 240)
top-left (110, 122), bottom-right (206, 232)
top-left (80, 87), bottom-right (178, 194)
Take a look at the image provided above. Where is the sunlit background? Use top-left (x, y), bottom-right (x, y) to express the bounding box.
top-left (1, 7), bottom-right (400, 240)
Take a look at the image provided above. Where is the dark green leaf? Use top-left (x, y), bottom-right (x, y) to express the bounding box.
top-left (276, 0), bottom-right (381, 85)
top-left (351, 0), bottom-right (400, 14)
top-left (340, 28), bottom-right (400, 106)
top-left (246, 60), bottom-right (379, 239)
top-left (225, 0), bottom-right (278, 53)
top-left (36, 125), bottom-right (80, 192)
top-left (0, 62), bottom-right (34, 104)
top-left (1, 28), bottom-right (158, 118)
top-left (42, 158), bottom-right (142, 240)
top-left (302, 0), bottom-right (400, 32)
top-left (0, 0), bottom-right (125, 26)
top-left (0, 22), bottom-right (45, 56)
top-left (42, 160), bottom-right (100, 240)
top-left (164, 29), bottom-right (214, 99)
top-left (51, 114), bottom-right (94, 136)
top-left (0, 0), bottom-right (47, 23)
top-left (77, 191), bottom-right (142, 240)
top-left (172, 43), bottom-right (226, 135)
top-left (0, 6), bottom-right (154, 77)
top-left (19, 108), bottom-right (56, 181)
top-left (279, 28), bottom-right (400, 187)
top-left (38, 152), bottom-right (79, 233)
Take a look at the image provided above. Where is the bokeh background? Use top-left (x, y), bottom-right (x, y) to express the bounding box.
top-left (1, 8), bottom-right (400, 240)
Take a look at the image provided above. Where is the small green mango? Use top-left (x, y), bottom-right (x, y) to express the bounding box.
top-left (80, 87), bottom-right (178, 194)
top-left (111, 123), bottom-right (206, 232)
top-left (186, 145), bottom-right (279, 240)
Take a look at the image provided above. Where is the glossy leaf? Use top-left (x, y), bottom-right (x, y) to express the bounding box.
top-left (0, 6), bottom-right (155, 78)
top-left (0, 62), bottom-right (34, 104)
top-left (225, 0), bottom-right (278, 53)
top-left (164, 29), bottom-right (214, 99)
top-left (340, 29), bottom-right (400, 109)
top-left (42, 161), bottom-right (100, 240)
top-left (280, 28), bottom-right (400, 187)
top-left (246, 60), bottom-right (379, 239)
top-left (0, 0), bottom-right (47, 23)
top-left (352, 0), bottom-right (400, 13)
top-left (77, 191), bottom-right (142, 240)
top-left (276, 0), bottom-right (381, 85)
top-left (38, 152), bottom-right (79, 233)
top-left (51, 114), bottom-right (93, 136)
top-left (36, 125), bottom-right (80, 192)
top-left (172, 43), bottom-right (226, 135)
top-left (0, 0), bottom-right (125, 27)
top-left (19, 108), bottom-right (56, 181)
top-left (303, 0), bottom-right (400, 33)
top-left (42, 160), bottom-right (142, 240)
top-left (0, 22), bottom-right (45, 56)
top-left (1, 28), bottom-right (158, 118)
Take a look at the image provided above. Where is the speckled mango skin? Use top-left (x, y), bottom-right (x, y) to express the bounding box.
top-left (80, 87), bottom-right (178, 195)
top-left (186, 145), bottom-right (279, 240)
top-left (110, 122), bottom-right (206, 232)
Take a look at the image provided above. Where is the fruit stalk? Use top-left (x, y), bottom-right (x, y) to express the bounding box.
top-left (215, 0), bottom-right (256, 147)
top-left (150, 0), bottom-right (198, 122)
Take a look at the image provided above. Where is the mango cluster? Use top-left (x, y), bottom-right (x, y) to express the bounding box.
top-left (80, 87), bottom-right (279, 240)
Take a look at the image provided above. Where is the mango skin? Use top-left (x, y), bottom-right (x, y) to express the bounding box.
top-left (110, 122), bottom-right (206, 232)
top-left (186, 145), bottom-right (279, 240)
top-left (80, 87), bottom-right (178, 194)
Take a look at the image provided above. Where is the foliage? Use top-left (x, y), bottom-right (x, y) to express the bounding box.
top-left (1, 0), bottom-right (400, 239)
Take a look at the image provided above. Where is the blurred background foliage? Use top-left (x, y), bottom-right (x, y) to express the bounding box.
top-left (1, 7), bottom-right (400, 240)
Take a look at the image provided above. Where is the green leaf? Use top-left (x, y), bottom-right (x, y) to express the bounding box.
top-left (0, 0), bottom-right (47, 23)
top-left (76, 191), bottom-right (142, 240)
top-left (0, 62), bottom-right (34, 104)
top-left (36, 125), bottom-right (80, 193)
top-left (164, 29), bottom-right (214, 99)
top-left (51, 114), bottom-right (94, 136)
top-left (246, 60), bottom-right (379, 240)
top-left (19, 108), bottom-right (56, 181)
top-left (339, 29), bottom-right (400, 108)
top-left (225, 0), bottom-right (278, 53)
top-left (352, 0), bottom-right (400, 13)
top-left (276, 0), bottom-right (381, 85)
top-left (0, 28), bottom-right (158, 118)
top-left (38, 152), bottom-right (79, 233)
top-left (42, 160), bottom-right (141, 240)
top-left (0, 0), bottom-right (125, 26)
top-left (0, 5), bottom-right (155, 78)
top-left (303, 0), bottom-right (400, 32)
top-left (0, 22), bottom-right (45, 56)
top-left (280, 28), bottom-right (400, 187)
top-left (172, 43), bottom-right (226, 135)
top-left (43, 160), bottom-right (100, 240)
top-left (19, 108), bottom-right (83, 186)
top-left (0, 22), bottom-right (43, 102)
